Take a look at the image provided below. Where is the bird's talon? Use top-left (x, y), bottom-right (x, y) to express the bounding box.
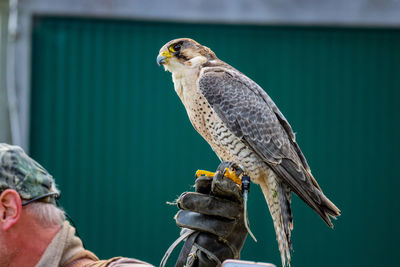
top-left (195, 170), bottom-right (215, 178)
top-left (224, 168), bottom-right (242, 185)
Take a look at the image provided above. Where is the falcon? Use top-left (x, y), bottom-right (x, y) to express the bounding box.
top-left (157, 38), bottom-right (340, 267)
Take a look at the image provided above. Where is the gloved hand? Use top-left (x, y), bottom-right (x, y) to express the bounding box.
top-left (174, 162), bottom-right (248, 267)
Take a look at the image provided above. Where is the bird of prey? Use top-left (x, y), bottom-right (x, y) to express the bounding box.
top-left (157, 38), bottom-right (340, 267)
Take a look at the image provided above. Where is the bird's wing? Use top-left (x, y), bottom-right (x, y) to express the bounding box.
top-left (256, 85), bottom-right (313, 174)
top-left (198, 67), bottom-right (339, 225)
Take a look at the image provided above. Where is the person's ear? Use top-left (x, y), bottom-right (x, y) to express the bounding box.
top-left (0, 189), bottom-right (22, 230)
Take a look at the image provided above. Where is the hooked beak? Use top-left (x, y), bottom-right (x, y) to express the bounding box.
top-left (157, 55), bottom-right (167, 66)
top-left (156, 50), bottom-right (172, 66)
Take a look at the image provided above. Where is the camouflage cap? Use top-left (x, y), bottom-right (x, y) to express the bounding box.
top-left (0, 143), bottom-right (59, 203)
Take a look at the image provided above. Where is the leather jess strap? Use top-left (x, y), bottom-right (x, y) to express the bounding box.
top-left (175, 231), bottom-right (200, 267)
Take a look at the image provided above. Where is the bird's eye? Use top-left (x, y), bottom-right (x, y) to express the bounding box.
top-left (174, 44), bottom-right (181, 51)
top-left (170, 44), bottom-right (181, 53)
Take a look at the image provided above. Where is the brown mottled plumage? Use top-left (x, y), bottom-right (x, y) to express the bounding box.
top-left (157, 38), bottom-right (340, 267)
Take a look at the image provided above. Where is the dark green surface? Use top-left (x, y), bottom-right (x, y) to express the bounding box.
top-left (30, 17), bottom-right (400, 266)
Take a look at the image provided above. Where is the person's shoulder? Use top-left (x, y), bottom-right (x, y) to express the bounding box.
top-left (86, 257), bottom-right (155, 267)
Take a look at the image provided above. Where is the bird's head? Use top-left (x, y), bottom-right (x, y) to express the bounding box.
top-left (157, 38), bottom-right (217, 73)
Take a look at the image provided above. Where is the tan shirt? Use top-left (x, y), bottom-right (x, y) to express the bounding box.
top-left (36, 221), bottom-right (154, 267)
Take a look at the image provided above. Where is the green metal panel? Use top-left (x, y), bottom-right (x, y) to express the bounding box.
top-left (0, 0), bottom-right (10, 143)
top-left (30, 17), bottom-right (400, 266)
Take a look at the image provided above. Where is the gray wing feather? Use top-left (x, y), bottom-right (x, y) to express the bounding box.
top-left (198, 67), bottom-right (339, 225)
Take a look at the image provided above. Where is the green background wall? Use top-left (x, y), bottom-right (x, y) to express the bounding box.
top-left (30, 17), bottom-right (400, 266)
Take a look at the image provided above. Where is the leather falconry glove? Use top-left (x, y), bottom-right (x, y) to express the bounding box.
top-left (174, 162), bottom-right (248, 267)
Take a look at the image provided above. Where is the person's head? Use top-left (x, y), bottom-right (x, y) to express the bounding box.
top-left (0, 143), bottom-right (65, 265)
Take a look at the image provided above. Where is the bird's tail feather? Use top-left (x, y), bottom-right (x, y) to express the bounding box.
top-left (259, 171), bottom-right (291, 267)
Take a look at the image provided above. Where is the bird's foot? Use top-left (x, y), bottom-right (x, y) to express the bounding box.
top-left (223, 167), bottom-right (242, 185)
top-left (196, 163), bottom-right (243, 185)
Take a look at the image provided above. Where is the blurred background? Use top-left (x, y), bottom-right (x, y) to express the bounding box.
top-left (1, 0), bottom-right (400, 266)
